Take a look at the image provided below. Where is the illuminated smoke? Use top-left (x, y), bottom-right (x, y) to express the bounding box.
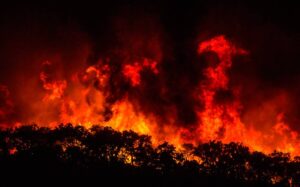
top-left (1, 32), bottom-right (300, 156)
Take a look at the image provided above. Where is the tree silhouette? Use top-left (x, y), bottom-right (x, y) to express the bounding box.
top-left (0, 124), bottom-right (298, 187)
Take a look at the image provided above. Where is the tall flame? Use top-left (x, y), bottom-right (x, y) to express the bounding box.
top-left (1, 35), bottom-right (300, 156)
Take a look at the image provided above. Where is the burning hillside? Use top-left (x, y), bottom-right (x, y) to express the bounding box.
top-left (0, 1), bottom-right (299, 156)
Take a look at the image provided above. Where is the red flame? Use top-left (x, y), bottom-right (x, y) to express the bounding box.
top-left (122, 58), bottom-right (158, 86)
top-left (1, 35), bottom-right (300, 156)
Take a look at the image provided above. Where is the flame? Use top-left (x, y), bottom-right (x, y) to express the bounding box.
top-left (194, 36), bottom-right (300, 155)
top-left (122, 58), bottom-right (158, 86)
top-left (1, 35), bottom-right (300, 156)
top-left (196, 35), bottom-right (247, 142)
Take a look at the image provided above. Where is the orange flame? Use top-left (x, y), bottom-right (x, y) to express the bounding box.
top-left (2, 35), bottom-right (300, 157)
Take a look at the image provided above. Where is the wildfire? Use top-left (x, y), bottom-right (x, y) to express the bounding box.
top-left (122, 58), bottom-right (158, 86)
top-left (40, 61), bottom-right (67, 101)
top-left (1, 35), bottom-right (300, 156)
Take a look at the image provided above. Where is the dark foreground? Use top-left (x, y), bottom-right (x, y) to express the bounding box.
top-left (0, 124), bottom-right (299, 187)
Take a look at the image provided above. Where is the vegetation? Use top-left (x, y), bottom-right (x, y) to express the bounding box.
top-left (0, 124), bottom-right (299, 187)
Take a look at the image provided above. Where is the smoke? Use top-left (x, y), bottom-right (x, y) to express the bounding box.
top-left (0, 0), bottom-right (300, 154)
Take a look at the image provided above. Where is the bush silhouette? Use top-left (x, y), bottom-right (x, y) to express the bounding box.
top-left (0, 124), bottom-right (299, 187)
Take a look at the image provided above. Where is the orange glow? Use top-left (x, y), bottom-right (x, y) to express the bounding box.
top-left (1, 35), bottom-right (300, 157)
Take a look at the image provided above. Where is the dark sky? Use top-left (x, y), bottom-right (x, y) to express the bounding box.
top-left (0, 0), bottom-right (299, 75)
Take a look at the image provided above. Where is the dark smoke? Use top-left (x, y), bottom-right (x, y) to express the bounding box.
top-left (0, 0), bottom-right (299, 132)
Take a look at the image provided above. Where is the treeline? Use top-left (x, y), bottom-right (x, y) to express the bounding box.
top-left (0, 124), bottom-right (299, 187)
